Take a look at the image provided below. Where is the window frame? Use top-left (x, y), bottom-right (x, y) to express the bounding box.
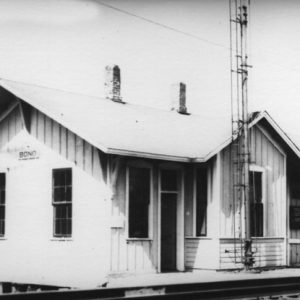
top-left (249, 165), bottom-right (266, 238)
top-left (52, 168), bottom-right (72, 238)
top-left (0, 173), bottom-right (6, 237)
top-left (193, 166), bottom-right (208, 237)
top-left (126, 161), bottom-right (153, 240)
top-left (158, 163), bottom-right (185, 272)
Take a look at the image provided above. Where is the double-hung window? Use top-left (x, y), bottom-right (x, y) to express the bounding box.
top-left (0, 173), bottom-right (6, 236)
top-left (195, 168), bottom-right (208, 236)
top-left (249, 170), bottom-right (263, 237)
top-left (128, 166), bottom-right (151, 238)
top-left (52, 168), bottom-right (72, 237)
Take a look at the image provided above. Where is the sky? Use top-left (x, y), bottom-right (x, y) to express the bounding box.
top-left (0, 0), bottom-right (300, 146)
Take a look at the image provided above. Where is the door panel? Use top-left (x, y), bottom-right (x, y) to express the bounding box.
top-left (161, 193), bottom-right (177, 271)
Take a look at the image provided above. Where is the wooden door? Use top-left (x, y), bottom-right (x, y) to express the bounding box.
top-left (290, 198), bottom-right (300, 266)
top-left (161, 193), bottom-right (177, 272)
top-left (289, 172), bottom-right (300, 266)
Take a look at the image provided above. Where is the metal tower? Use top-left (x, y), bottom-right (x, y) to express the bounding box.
top-left (229, 0), bottom-right (253, 269)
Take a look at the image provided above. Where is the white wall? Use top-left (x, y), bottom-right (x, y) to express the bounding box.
top-left (0, 130), bottom-right (111, 288)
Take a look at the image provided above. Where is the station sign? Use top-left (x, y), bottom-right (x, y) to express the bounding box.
top-left (18, 150), bottom-right (39, 160)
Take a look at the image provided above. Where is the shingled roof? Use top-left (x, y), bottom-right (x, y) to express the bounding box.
top-left (0, 78), bottom-right (299, 162)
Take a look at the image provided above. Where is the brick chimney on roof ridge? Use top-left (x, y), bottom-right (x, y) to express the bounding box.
top-left (171, 82), bottom-right (188, 114)
top-left (105, 64), bottom-right (122, 102)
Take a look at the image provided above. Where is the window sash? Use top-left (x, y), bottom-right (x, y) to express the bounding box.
top-left (53, 186), bottom-right (72, 204)
top-left (52, 169), bottom-right (72, 237)
top-left (0, 173), bottom-right (6, 237)
top-left (0, 189), bottom-right (5, 205)
top-left (0, 204), bottom-right (5, 236)
top-left (161, 169), bottom-right (178, 192)
top-left (128, 166), bottom-right (151, 238)
top-left (53, 203), bottom-right (72, 237)
top-left (195, 168), bottom-right (207, 237)
top-left (249, 170), bottom-right (264, 237)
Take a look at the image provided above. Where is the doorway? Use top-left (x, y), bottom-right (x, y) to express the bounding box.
top-left (161, 193), bottom-right (177, 271)
top-left (159, 168), bottom-right (183, 272)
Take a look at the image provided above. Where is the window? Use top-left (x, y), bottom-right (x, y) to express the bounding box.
top-left (249, 170), bottom-right (263, 237)
top-left (161, 169), bottom-right (178, 191)
top-left (128, 167), bottom-right (150, 238)
top-left (195, 168), bottom-right (207, 236)
top-left (52, 168), bottom-right (72, 237)
top-left (0, 173), bottom-right (5, 236)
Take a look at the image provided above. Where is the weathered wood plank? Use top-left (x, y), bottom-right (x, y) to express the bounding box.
top-left (118, 229), bottom-right (127, 271)
top-left (92, 147), bottom-right (102, 181)
top-left (75, 135), bottom-right (84, 168)
top-left (44, 116), bottom-right (52, 148)
top-left (60, 126), bottom-right (67, 158)
top-left (184, 166), bottom-right (194, 236)
top-left (84, 142), bottom-right (92, 175)
top-left (8, 108), bottom-right (16, 140)
top-left (30, 108), bottom-right (38, 137)
top-left (67, 130), bottom-right (76, 162)
top-left (52, 121), bottom-right (60, 153)
top-left (127, 241), bottom-right (136, 271)
top-left (255, 128), bottom-right (262, 166)
top-left (111, 228), bottom-right (119, 271)
top-left (15, 107), bottom-right (23, 133)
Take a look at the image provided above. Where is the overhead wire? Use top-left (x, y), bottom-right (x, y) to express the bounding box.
top-left (0, 76), bottom-right (102, 99)
top-left (96, 1), bottom-right (300, 76)
top-left (97, 0), bottom-right (229, 50)
top-left (0, 0), bottom-right (300, 98)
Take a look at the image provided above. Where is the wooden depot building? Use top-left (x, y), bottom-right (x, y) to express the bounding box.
top-left (0, 65), bottom-right (300, 288)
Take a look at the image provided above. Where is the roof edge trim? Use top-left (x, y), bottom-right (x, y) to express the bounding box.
top-left (0, 80), bottom-right (110, 154)
top-left (0, 99), bottom-right (19, 124)
top-left (106, 147), bottom-right (192, 162)
top-left (204, 111), bottom-right (300, 161)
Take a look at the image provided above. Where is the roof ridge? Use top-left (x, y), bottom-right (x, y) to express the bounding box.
top-left (0, 77), bottom-right (229, 120)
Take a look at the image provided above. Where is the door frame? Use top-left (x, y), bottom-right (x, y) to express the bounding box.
top-left (158, 163), bottom-right (184, 272)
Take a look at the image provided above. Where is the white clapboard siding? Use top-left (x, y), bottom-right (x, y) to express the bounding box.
top-left (220, 238), bottom-right (284, 269)
top-left (110, 162), bottom-right (156, 273)
top-left (30, 107), bottom-right (105, 180)
top-left (220, 125), bottom-right (286, 238)
top-left (0, 106), bottom-right (23, 148)
top-left (185, 238), bottom-right (219, 269)
top-left (126, 240), bottom-right (153, 271)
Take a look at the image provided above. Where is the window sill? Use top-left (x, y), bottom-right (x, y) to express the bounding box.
top-left (126, 238), bottom-right (153, 242)
top-left (251, 236), bottom-right (284, 240)
top-left (185, 236), bottom-right (212, 240)
top-left (50, 238), bottom-right (73, 242)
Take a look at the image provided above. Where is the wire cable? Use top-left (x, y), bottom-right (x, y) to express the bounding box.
top-left (97, 0), bottom-right (229, 50)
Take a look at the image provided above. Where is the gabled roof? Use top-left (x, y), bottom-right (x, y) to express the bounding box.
top-left (0, 78), bottom-right (299, 162)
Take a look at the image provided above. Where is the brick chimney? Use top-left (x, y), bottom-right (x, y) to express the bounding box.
top-left (171, 82), bottom-right (188, 114)
top-left (105, 65), bottom-right (122, 102)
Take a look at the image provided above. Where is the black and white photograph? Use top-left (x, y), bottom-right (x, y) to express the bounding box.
top-left (1, 0), bottom-right (300, 299)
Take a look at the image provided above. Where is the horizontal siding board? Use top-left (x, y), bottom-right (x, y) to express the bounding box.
top-left (220, 252), bottom-right (283, 259)
top-left (220, 238), bottom-right (284, 244)
top-left (220, 240), bottom-right (284, 269)
top-left (221, 255), bottom-right (283, 262)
